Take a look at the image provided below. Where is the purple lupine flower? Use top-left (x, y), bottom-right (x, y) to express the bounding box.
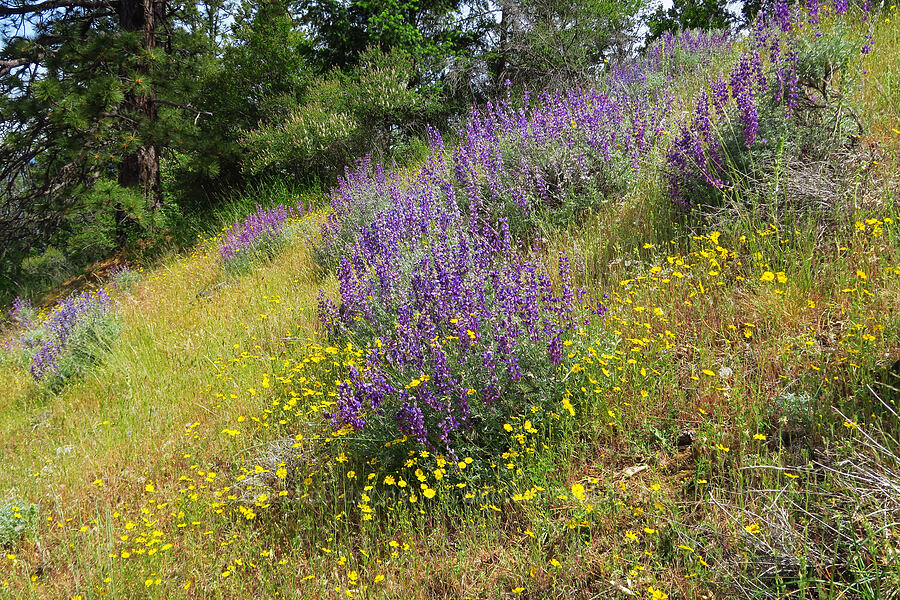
top-left (9, 297), bottom-right (33, 329)
top-left (20, 289), bottom-right (115, 381)
top-left (774, 0), bottom-right (793, 31)
top-left (731, 57), bottom-right (760, 147)
top-left (316, 291), bottom-right (339, 333)
top-left (326, 381), bottom-right (366, 430)
top-left (396, 398), bottom-right (428, 444)
top-left (807, 0), bottom-right (821, 24)
top-left (219, 204), bottom-right (288, 264)
top-left (710, 78), bottom-right (730, 119)
top-left (861, 0), bottom-right (872, 20)
top-left (438, 414), bottom-right (459, 443)
top-left (861, 30), bottom-right (874, 54)
top-left (548, 335), bottom-right (562, 365)
top-left (775, 49), bottom-right (801, 114)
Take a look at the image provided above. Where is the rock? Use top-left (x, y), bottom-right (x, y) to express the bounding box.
top-left (620, 465), bottom-right (649, 479)
top-left (30, 411), bottom-right (52, 430)
top-left (676, 430), bottom-right (696, 447)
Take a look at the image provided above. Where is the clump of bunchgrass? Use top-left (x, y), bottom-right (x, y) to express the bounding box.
top-left (701, 413), bottom-right (900, 599)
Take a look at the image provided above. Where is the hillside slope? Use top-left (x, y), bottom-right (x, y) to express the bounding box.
top-left (2, 4), bottom-right (900, 599)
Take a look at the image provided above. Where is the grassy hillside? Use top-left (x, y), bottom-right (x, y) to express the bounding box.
top-left (2, 3), bottom-right (899, 599)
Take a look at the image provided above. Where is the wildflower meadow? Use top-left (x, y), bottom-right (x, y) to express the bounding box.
top-left (1, 1), bottom-right (898, 599)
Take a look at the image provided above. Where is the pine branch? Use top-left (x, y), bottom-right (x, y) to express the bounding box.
top-left (0, 56), bottom-right (33, 75)
top-left (0, 0), bottom-right (115, 17)
top-left (155, 98), bottom-right (212, 124)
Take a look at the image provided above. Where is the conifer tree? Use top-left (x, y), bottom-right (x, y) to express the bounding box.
top-left (0, 0), bottom-right (210, 287)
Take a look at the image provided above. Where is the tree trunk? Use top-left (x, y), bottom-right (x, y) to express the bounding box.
top-left (490, 1), bottom-right (508, 93)
top-left (117, 0), bottom-right (162, 244)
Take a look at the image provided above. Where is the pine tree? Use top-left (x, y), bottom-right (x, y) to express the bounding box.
top-left (0, 0), bottom-right (211, 289)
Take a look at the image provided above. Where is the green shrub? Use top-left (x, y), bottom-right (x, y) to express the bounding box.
top-left (241, 47), bottom-right (431, 178)
top-left (666, 19), bottom-right (869, 222)
top-left (21, 247), bottom-right (71, 285)
top-left (491, 131), bottom-right (632, 239)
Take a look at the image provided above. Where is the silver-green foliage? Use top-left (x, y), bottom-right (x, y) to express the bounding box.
top-left (0, 501), bottom-right (38, 547)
